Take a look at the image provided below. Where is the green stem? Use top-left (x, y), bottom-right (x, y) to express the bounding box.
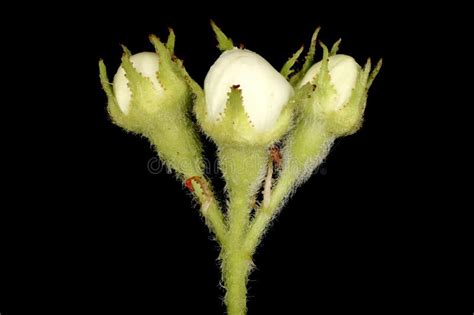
top-left (219, 145), bottom-right (267, 246)
top-left (206, 200), bottom-right (227, 245)
top-left (223, 184), bottom-right (256, 315)
top-left (223, 244), bottom-right (251, 315)
top-left (148, 129), bottom-right (228, 244)
top-left (242, 170), bottom-right (297, 255)
top-left (222, 192), bottom-right (252, 315)
top-left (244, 123), bottom-right (334, 256)
top-left (218, 145), bottom-right (267, 315)
top-left (193, 185), bottom-right (227, 245)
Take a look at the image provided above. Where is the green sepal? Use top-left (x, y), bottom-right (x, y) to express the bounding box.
top-left (195, 86), bottom-right (257, 145)
top-left (149, 34), bottom-right (188, 101)
top-left (367, 58), bottom-right (383, 89)
top-left (302, 27), bottom-right (321, 70)
top-left (325, 59), bottom-right (372, 136)
top-left (289, 27), bottom-right (320, 86)
top-left (330, 38), bottom-right (342, 56)
top-left (99, 58), bottom-right (143, 133)
top-left (119, 47), bottom-right (162, 115)
top-left (211, 20), bottom-right (234, 51)
top-left (220, 87), bottom-right (254, 142)
top-left (120, 44), bottom-right (132, 56)
top-left (315, 42), bottom-right (332, 87)
top-left (166, 28), bottom-right (175, 55)
top-left (99, 60), bottom-right (125, 128)
top-left (304, 42), bottom-right (338, 117)
top-left (280, 45), bottom-right (304, 79)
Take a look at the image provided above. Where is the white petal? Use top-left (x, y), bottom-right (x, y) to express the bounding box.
top-left (204, 48), bottom-right (293, 132)
top-left (300, 54), bottom-right (360, 110)
top-left (113, 52), bottom-right (163, 114)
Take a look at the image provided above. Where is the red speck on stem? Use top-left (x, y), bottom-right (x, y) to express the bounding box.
top-left (185, 177), bottom-right (197, 192)
top-left (270, 145), bottom-right (282, 168)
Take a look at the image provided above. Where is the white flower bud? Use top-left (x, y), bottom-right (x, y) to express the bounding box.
top-left (300, 54), bottom-right (360, 110)
top-left (204, 48), bottom-right (293, 132)
top-left (113, 52), bottom-right (164, 114)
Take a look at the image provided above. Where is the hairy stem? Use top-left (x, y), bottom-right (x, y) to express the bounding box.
top-left (148, 128), bottom-right (228, 244)
top-left (222, 198), bottom-right (252, 315)
top-left (218, 145), bottom-right (267, 315)
top-left (193, 183), bottom-right (227, 245)
top-left (243, 170), bottom-right (297, 256)
top-left (244, 124), bottom-right (334, 256)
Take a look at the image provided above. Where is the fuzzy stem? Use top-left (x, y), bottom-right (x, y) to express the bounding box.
top-left (242, 170), bottom-right (297, 256)
top-left (147, 129), bottom-right (227, 244)
top-left (219, 145), bottom-right (267, 246)
top-left (218, 145), bottom-right (267, 315)
top-left (193, 184), bottom-right (227, 245)
top-left (222, 187), bottom-right (253, 315)
top-left (223, 245), bottom-right (251, 315)
top-left (244, 124), bottom-right (334, 255)
top-left (205, 200), bottom-right (227, 244)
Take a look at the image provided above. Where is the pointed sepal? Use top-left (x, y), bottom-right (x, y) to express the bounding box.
top-left (325, 58), bottom-right (372, 135)
top-left (211, 20), bottom-right (234, 51)
top-left (290, 27), bottom-right (320, 85)
top-left (280, 45), bottom-right (304, 79)
top-left (330, 39), bottom-right (342, 56)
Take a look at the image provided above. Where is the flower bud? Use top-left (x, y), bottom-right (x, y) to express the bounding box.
top-left (300, 54), bottom-right (360, 111)
top-left (99, 34), bottom-right (204, 179)
top-left (195, 48), bottom-right (294, 146)
top-left (295, 43), bottom-right (377, 136)
top-left (205, 48), bottom-right (293, 133)
top-left (112, 52), bottom-right (164, 115)
top-left (271, 44), bottom-right (381, 208)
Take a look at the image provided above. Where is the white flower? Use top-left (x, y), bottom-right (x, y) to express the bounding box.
top-left (113, 52), bottom-right (164, 114)
top-left (204, 48), bottom-right (293, 132)
top-left (300, 54), bottom-right (361, 110)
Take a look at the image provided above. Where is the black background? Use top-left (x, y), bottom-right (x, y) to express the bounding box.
top-left (1, 2), bottom-right (470, 315)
